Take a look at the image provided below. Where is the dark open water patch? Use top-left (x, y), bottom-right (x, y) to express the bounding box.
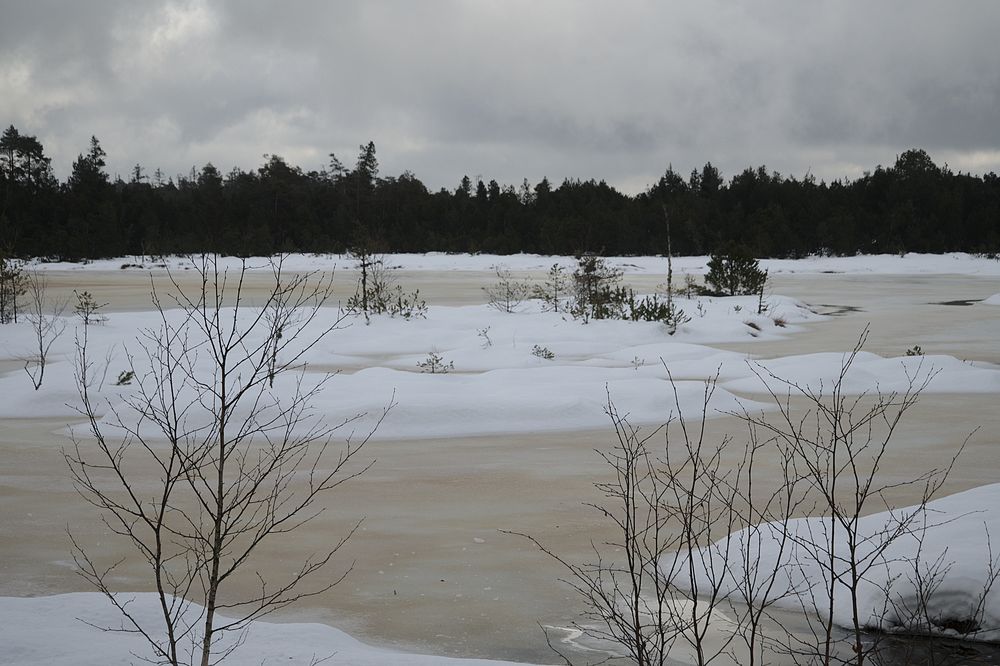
top-left (932, 299), bottom-right (984, 306)
top-left (867, 632), bottom-right (1000, 665)
top-left (813, 303), bottom-right (865, 316)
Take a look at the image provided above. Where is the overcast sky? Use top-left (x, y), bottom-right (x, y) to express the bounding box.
top-left (2, 1), bottom-right (999, 193)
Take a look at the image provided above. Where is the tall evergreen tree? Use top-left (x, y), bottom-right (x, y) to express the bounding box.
top-left (355, 141), bottom-right (379, 186)
top-left (69, 136), bottom-right (109, 192)
top-left (0, 125), bottom-right (20, 183)
top-left (0, 129), bottom-right (996, 259)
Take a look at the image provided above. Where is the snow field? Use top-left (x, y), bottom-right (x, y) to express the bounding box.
top-left (2, 252), bottom-right (1000, 663)
top-left (24, 251), bottom-right (1000, 277)
top-left (0, 592), bottom-right (533, 666)
top-left (2, 291), bottom-right (998, 440)
top-left (662, 483), bottom-right (1000, 643)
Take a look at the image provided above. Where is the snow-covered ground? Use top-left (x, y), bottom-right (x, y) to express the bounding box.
top-left (23, 250), bottom-right (1000, 277)
top-left (0, 592), bottom-right (534, 666)
top-left (665, 483), bottom-right (1000, 643)
top-left (2, 252), bottom-right (999, 664)
top-left (1, 291), bottom-right (997, 440)
top-left (0, 294), bottom-right (802, 434)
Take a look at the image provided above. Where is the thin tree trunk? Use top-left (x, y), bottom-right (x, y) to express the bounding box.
top-left (201, 367), bottom-right (227, 666)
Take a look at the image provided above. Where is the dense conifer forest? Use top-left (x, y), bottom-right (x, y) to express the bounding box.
top-left (1, 125), bottom-right (998, 260)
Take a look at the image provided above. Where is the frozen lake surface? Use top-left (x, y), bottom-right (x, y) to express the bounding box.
top-left (1, 253), bottom-right (999, 664)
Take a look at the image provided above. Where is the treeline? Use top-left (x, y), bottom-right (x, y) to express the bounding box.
top-left (1, 124), bottom-right (999, 260)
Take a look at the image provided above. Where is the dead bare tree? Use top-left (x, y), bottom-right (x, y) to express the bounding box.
top-left (722, 415), bottom-right (806, 666)
top-left (654, 370), bottom-right (745, 666)
top-left (506, 394), bottom-right (678, 666)
top-left (740, 329), bottom-right (961, 666)
top-left (65, 255), bottom-right (391, 666)
top-left (532, 263), bottom-right (570, 313)
top-left (867, 512), bottom-right (1000, 666)
top-left (514, 329), bottom-right (990, 666)
top-left (74, 289), bottom-right (109, 326)
top-left (23, 269), bottom-right (66, 390)
top-left (484, 265), bottom-right (531, 314)
top-left (662, 205), bottom-right (673, 316)
top-left (263, 261), bottom-right (300, 389)
top-left (346, 250), bottom-right (426, 321)
top-left (508, 373), bottom-right (754, 666)
top-left (0, 249), bottom-right (27, 323)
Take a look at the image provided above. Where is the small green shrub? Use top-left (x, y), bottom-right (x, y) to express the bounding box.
top-left (531, 344), bottom-right (555, 360)
top-left (683, 274), bottom-right (701, 298)
top-left (705, 251), bottom-right (768, 296)
top-left (570, 255), bottom-right (623, 322)
top-left (389, 288), bottom-right (428, 319)
top-left (347, 252), bottom-right (426, 320)
top-left (0, 252), bottom-right (28, 324)
top-left (629, 293), bottom-right (689, 329)
top-left (418, 352), bottom-right (454, 374)
top-left (565, 255), bottom-right (688, 333)
top-left (532, 263), bottom-right (569, 313)
top-left (477, 326), bottom-right (493, 348)
top-left (484, 265), bottom-right (530, 313)
top-left (74, 290), bottom-right (109, 326)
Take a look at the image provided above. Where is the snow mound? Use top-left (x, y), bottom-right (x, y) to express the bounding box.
top-left (723, 352), bottom-right (1000, 396)
top-left (0, 592), bottom-right (537, 665)
top-left (664, 483), bottom-right (1000, 642)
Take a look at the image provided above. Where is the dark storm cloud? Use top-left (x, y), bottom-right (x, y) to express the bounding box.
top-left (2, 1), bottom-right (999, 192)
top-left (782, 5), bottom-right (1000, 154)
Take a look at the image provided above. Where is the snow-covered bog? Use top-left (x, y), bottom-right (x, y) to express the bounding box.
top-left (4, 254), bottom-right (1000, 664)
top-left (723, 351), bottom-right (1000, 396)
top-left (0, 294), bottom-right (819, 433)
top-left (0, 592), bottom-right (537, 666)
top-left (3, 292), bottom-right (998, 441)
top-left (25, 251), bottom-right (1000, 277)
top-left (662, 483), bottom-right (1000, 642)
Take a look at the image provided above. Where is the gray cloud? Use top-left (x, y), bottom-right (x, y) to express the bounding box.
top-left (2, 0), bottom-right (999, 192)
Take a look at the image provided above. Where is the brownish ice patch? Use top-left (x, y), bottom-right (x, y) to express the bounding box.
top-left (1, 268), bottom-right (998, 663)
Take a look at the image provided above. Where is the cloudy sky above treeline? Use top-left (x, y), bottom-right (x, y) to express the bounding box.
top-left (3, 1), bottom-right (999, 193)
